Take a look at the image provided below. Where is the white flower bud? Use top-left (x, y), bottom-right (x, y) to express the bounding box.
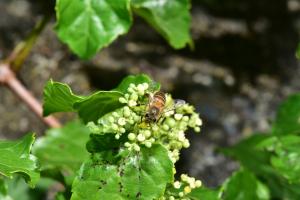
top-left (152, 125), bottom-right (159, 131)
top-left (137, 134), bottom-right (146, 142)
top-left (195, 118), bottom-right (202, 126)
top-left (173, 181), bottom-right (181, 189)
top-left (143, 83), bottom-right (149, 90)
top-left (169, 196), bottom-right (175, 200)
top-left (128, 100), bottom-right (137, 107)
top-left (115, 134), bottom-right (120, 139)
top-left (194, 127), bottom-right (201, 132)
top-left (174, 113), bottom-right (183, 120)
top-left (178, 131), bottom-right (185, 142)
top-left (164, 110), bottom-right (174, 117)
top-left (195, 180), bottom-right (202, 188)
top-left (137, 84), bottom-right (145, 92)
top-left (118, 118), bottom-right (126, 126)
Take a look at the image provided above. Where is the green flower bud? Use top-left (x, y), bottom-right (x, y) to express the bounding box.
top-left (144, 130), bottom-right (151, 138)
top-left (145, 141), bottom-right (152, 148)
top-left (123, 108), bottom-right (131, 117)
top-left (119, 97), bottom-right (127, 104)
top-left (166, 118), bottom-right (176, 127)
top-left (178, 192), bottom-right (184, 197)
top-left (124, 142), bottom-right (131, 147)
top-left (112, 123), bottom-right (118, 131)
top-left (163, 124), bottom-right (170, 131)
top-left (119, 127), bottom-right (126, 133)
top-left (128, 133), bottom-right (136, 141)
top-left (129, 83), bottom-right (135, 89)
top-left (115, 134), bottom-right (120, 139)
top-left (182, 116), bottom-right (189, 122)
top-left (130, 93), bottom-right (139, 101)
top-left (128, 87), bottom-right (135, 93)
top-left (183, 139), bottom-right (190, 148)
top-left (133, 144), bottom-right (140, 152)
top-left (194, 127), bottom-right (201, 132)
top-left (108, 116), bottom-right (115, 123)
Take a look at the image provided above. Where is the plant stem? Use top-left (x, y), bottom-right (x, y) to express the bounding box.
top-left (0, 63), bottom-right (61, 128)
top-left (6, 14), bottom-right (52, 72)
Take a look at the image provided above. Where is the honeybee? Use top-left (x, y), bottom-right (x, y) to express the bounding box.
top-left (144, 91), bottom-right (186, 123)
top-left (144, 91), bottom-right (166, 123)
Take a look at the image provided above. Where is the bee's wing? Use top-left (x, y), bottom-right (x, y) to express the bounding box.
top-left (174, 99), bottom-right (186, 108)
top-left (162, 99), bottom-right (186, 114)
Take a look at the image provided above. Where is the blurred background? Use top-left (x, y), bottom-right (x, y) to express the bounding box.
top-left (1, 0), bottom-right (300, 187)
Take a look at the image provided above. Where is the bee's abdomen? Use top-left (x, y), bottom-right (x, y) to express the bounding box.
top-left (153, 91), bottom-right (166, 104)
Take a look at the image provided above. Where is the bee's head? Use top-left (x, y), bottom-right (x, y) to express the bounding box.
top-left (144, 107), bottom-right (159, 123)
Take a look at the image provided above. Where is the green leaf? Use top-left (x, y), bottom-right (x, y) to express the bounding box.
top-left (269, 135), bottom-right (300, 183)
top-left (132, 0), bottom-right (192, 49)
top-left (71, 144), bottom-right (173, 200)
top-left (0, 179), bottom-right (11, 200)
top-left (55, 0), bottom-right (132, 59)
top-left (6, 177), bottom-right (56, 200)
top-left (222, 169), bottom-right (270, 200)
top-left (33, 121), bottom-right (90, 182)
top-left (272, 94), bottom-right (300, 135)
top-left (0, 134), bottom-right (39, 187)
top-left (187, 187), bottom-right (220, 200)
top-left (220, 134), bottom-right (274, 176)
top-left (113, 74), bottom-right (159, 93)
top-left (43, 80), bottom-right (82, 116)
top-left (86, 134), bottom-right (126, 153)
top-left (74, 91), bottom-right (124, 123)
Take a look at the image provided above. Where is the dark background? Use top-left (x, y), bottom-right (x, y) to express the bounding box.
top-left (1, 0), bottom-right (300, 187)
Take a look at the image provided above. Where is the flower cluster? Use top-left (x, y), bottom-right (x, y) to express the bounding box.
top-left (87, 82), bottom-right (202, 163)
top-left (161, 174), bottom-right (202, 200)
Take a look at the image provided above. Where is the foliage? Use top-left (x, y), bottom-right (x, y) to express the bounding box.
top-left (4, 74), bottom-right (300, 199)
top-left (55, 0), bottom-right (192, 59)
top-left (220, 93), bottom-right (300, 200)
top-left (41, 74), bottom-right (203, 199)
top-left (0, 134), bottom-right (39, 187)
